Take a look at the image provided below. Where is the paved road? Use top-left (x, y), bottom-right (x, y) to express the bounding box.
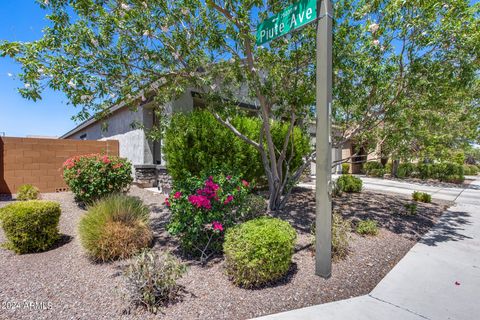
top-left (257, 176), bottom-right (480, 320)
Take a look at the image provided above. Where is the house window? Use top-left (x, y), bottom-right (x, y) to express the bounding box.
top-left (79, 133), bottom-right (87, 140)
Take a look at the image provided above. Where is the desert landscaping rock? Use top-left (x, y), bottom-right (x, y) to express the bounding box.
top-left (0, 187), bottom-right (450, 320)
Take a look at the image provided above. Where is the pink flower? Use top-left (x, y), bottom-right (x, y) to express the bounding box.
top-left (224, 195), bottom-right (234, 205)
top-left (77, 169), bottom-right (81, 174)
top-left (242, 180), bottom-right (249, 187)
top-left (165, 197), bottom-right (170, 207)
top-left (101, 155), bottom-right (111, 164)
top-left (188, 194), bottom-right (212, 210)
top-left (226, 175), bottom-right (232, 180)
top-left (174, 191), bottom-right (182, 199)
top-left (212, 221), bottom-right (223, 232)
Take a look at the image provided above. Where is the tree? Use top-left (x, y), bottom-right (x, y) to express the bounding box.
top-left (1, 0), bottom-right (479, 209)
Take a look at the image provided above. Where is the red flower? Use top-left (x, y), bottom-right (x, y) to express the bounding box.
top-left (188, 195), bottom-right (212, 210)
top-left (212, 221), bottom-right (223, 232)
top-left (101, 155), bottom-right (111, 164)
top-left (174, 191), bottom-right (182, 199)
top-left (242, 180), bottom-right (249, 187)
top-left (224, 195), bottom-right (234, 205)
top-left (165, 197), bottom-right (170, 207)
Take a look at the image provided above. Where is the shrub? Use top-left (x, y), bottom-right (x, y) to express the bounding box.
top-left (336, 174), bottom-right (362, 193)
top-left (356, 219), bottom-right (379, 236)
top-left (463, 164), bottom-right (479, 176)
top-left (224, 217), bottom-right (296, 288)
top-left (79, 195), bottom-right (152, 261)
top-left (63, 154), bottom-right (133, 204)
top-left (396, 163), bottom-right (416, 178)
top-left (0, 201), bottom-right (60, 253)
top-left (417, 163), bottom-right (435, 180)
top-left (363, 162), bottom-right (384, 177)
top-left (163, 111), bottom-right (311, 184)
top-left (412, 191), bottom-right (431, 203)
top-left (434, 162), bottom-right (464, 183)
top-left (236, 194), bottom-right (266, 222)
top-left (16, 184), bottom-right (40, 201)
top-left (404, 203), bottom-right (418, 215)
top-left (311, 212), bottom-right (351, 259)
top-left (167, 172), bottom-right (251, 262)
top-left (341, 163), bottom-right (350, 174)
top-left (124, 249), bottom-right (186, 314)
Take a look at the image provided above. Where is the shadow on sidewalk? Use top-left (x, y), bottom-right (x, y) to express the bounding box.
top-left (420, 210), bottom-right (472, 246)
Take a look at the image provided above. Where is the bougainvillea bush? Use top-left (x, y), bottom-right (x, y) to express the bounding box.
top-left (63, 154), bottom-right (133, 204)
top-left (166, 172), bottom-right (251, 262)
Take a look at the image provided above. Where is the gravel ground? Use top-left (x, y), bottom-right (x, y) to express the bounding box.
top-left (0, 187), bottom-right (450, 320)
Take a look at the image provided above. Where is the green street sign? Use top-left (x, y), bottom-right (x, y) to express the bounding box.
top-left (256, 0), bottom-right (317, 45)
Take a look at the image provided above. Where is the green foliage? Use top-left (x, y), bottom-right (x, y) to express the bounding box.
top-left (236, 194), bottom-right (266, 222)
top-left (124, 249), bottom-right (186, 314)
top-left (16, 184), bottom-right (39, 201)
top-left (167, 172), bottom-right (250, 261)
top-left (364, 162), bottom-right (385, 177)
top-left (331, 212), bottom-right (351, 259)
top-left (356, 219), bottom-right (379, 236)
top-left (63, 154), bottom-right (133, 204)
top-left (224, 217), bottom-right (296, 288)
top-left (434, 162), bottom-right (464, 183)
top-left (412, 191), bottom-right (432, 203)
top-left (341, 163), bottom-right (350, 174)
top-left (0, 201), bottom-right (60, 254)
top-left (78, 195), bottom-right (152, 261)
top-left (396, 163), bottom-right (416, 179)
top-left (453, 151), bottom-right (465, 165)
top-left (463, 164), bottom-right (479, 176)
top-left (404, 203), bottom-right (418, 216)
top-left (336, 174), bottom-right (363, 193)
top-left (163, 111), bottom-right (311, 184)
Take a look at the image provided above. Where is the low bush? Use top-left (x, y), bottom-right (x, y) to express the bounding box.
top-left (434, 162), bottom-right (464, 183)
top-left (463, 164), bottom-right (479, 176)
top-left (79, 195), bottom-right (152, 261)
top-left (396, 163), bottom-right (416, 179)
top-left (16, 184), bottom-right (40, 201)
top-left (341, 163), bottom-right (350, 174)
top-left (412, 191), bottom-right (432, 203)
top-left (163, 111), bottom-right (311, 184)
top-left (224, 217), bottom-right (296, 288)
top-left (311, 212), bottom-right (351, 260)
top-left (124, 249), bottom-right (186, 314)
top-left (356, 219), bottom-right (379, 236)
top-left (404, 203), bottom-right (418, 215)
top-left (364, 162), bottom-right (385, 177)
top-left (236, 194), bottom-right (266, 222)
top-left (0, 201), bottom-right (60, 253)
top-left (336, 174), bottom-right (362, 193)
top-left (63, 154), bottom-right (133, 204)
top-left (167, 172), bottom-right (251, 262)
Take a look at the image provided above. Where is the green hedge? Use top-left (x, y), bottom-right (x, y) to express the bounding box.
top-left (163, 111), bottom-right (311, 183)
top-left (387, 162), bottom-right (465, 183)
top-left (224, 217), bottom-right (296, 288)
top-left (0, 201), bottom-right (61, 253)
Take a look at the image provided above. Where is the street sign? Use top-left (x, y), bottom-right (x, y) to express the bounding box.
top-left (256, 0), bottom-right (317, 45)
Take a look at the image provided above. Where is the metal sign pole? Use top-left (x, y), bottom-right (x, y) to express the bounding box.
top-left (315, 0), bottom-right (333, 278)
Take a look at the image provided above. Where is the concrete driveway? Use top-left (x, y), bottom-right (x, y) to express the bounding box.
top-left (257, 176), bottom-right (480, 320)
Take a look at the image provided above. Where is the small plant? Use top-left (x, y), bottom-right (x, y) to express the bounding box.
top-left (336, 174), bottom-right (362, 193)
top-left (404, 203), bottom-right (418, 215)
top-left (167, 172), bottom-right (251, 262)
top-left (63, 154), bottom-right (133, 204)
top-left (16, 184), bottom-right (40, 201)
top-left (363, 162), bottom-right (385, 177)
top-left (341, 163), bottom-right (350, 174)
top-left (79, 195), bottom-right (152, 261)
top-left (356, 219), bottom-right (379, 236)
top-left (124, 249), bottom-right (186, 314)
top-left (224, 217), bottom-right (296, 288)
top-left (412, 191), bottom-right (431, 203)
top-left (0, 201), bottom-right (61, 253)
top-left (311, 212), bottom-right (351, 260)
top-left (236, 194), bottom-right (266, 222)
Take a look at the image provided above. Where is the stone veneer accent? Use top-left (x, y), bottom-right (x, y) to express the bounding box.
top-left (134, 164), bottom-right (172, 194)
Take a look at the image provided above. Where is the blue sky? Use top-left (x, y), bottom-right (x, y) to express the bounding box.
top-left (0, 1), bottom-right (78, 137)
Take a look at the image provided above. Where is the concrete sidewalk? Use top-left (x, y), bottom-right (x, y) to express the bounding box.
top-left (257, 177), bottom-right (480, 320)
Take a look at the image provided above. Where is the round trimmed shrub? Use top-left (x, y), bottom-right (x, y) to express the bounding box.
top-left (224, 217), bottom-right (296, 288)
top-left (63, 154), bottom-right (133, 204)
top-left (0, 201), bottom-right (61, 253)
top-left (336, 174), bottom-right (362, 193)
top-left (79, 194), bottom-right (152, 261)
top-left (16, 184), bottom-right (40, 201)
